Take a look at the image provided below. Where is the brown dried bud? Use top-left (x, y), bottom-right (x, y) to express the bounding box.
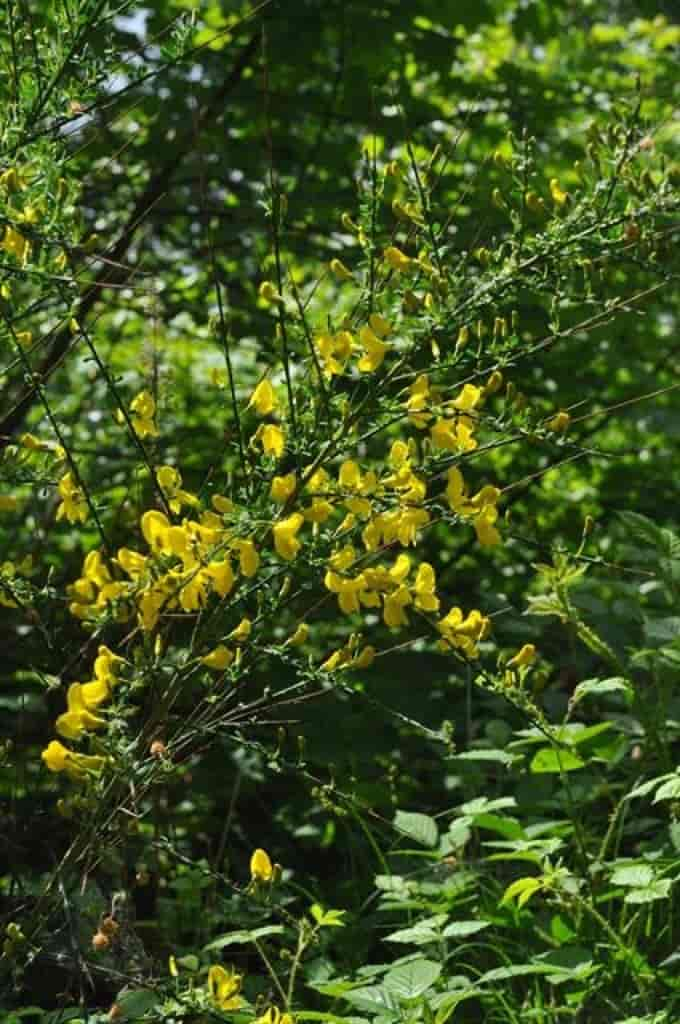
top-left (99, 916), bottom-right (119, 938)
top-left (150, 739), bottom-right (167, 758)
top-left (92, 930), bottom-right (110, 951)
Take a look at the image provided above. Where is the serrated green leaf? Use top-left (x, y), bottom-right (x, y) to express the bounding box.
top-left (394, 810), bottom-right (439, 848)
top-left (610, 864), bottom-right (655, 888)
top-left (382, 958), bottom-right (442, 999)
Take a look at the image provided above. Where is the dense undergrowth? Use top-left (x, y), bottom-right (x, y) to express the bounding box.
top-left (1, 2), bottom-right (680, 1023)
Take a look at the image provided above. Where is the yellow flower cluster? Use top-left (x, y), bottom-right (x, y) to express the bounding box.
top-left (315, 313), bottom-right (392, 378)
top-left (248, 379), bottom-right (286, 457)
top-left (437, 607), bottom-right (491, 658)
top-left (325, 550), bottom-right (437, 628)
top-left (446, 468), bottom-right (501, 548)
top-left (67, 470), bottom-right (260, 633)
top-left (406, 375), bottom-right (484, 454)
top-left (40, 646), bottom-right (123, 780)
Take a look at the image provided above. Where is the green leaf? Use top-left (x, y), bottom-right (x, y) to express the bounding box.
top-left (571, 677), bottom-right (632, 705)
top-left (624, 879), bottom-right (671, 904)
top-left (311, 904), bottom-right (347, 928)
top-left (654, 777), bottom-right (680, 803)
top-left (530, 748), bottom-right (585, 773)
top-left (502, 876), bottom-right (543, 908)
top-left (296, 1014), bottom-right (369, 1024)
top-left (382, 958), bottom-right (442, 999)
top-left (394, 810), bottom-right (439, 848)
top-left (610, 864), bottom-right (655, 888)
top-left (458, 797), bottom-right (516, 815)
top-left (626, 775), bottom-right (673, 801)
top-left (203, 925), bottom-right (285, 950)
top-left (115, 989), bottom-right (158, 1019)
top-left (451, 749), bottom-right (517, 766)
top-left (384, 915), bottom-right (447, 944)
top-left (472, 813), bottom-right (525, 839)
top-left (479, 963), bottom-right (556, 983)
top-left (441, 920), bottom-right (490, 939)
top-left (341, 986), bottom-right (398, 1014)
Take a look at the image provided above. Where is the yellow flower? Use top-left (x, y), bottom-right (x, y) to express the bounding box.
top-left (260, 423), bottom-right (285, 458)
top-left (156, 466), bottom-right (199, 514)
top-left (438, 607), bottom-right (490, 658)
top-left (430, 417), bottom-right (477, 453)
top-left (2, 225), bottom-right (31, 264)
top-left (383, 585), bottom-right (412, 629)
top-left (206, 559), bottom-right (235, 598)
top-left (547, 410), bottom-right (570, 433)
top-left (270, 472), bottom-right (296, 503)
top-left (129, 390), bottom-right (159, 438)
top-left (202, 645), bottom-right (234, 670)
top-left (549, 178), bottom-right (569, 206)
top-left (273, 513), bottom-right (304, 561)
top-left (94, 645), bottom-right (125, 687)
top-left (304, 498), bottom-right (334, 523)
top-left (383, 245), bottom-right (411, 271)
top-left (212, 494), bottom-right (234, 515)
top-left (235, 538), bottom-right (260, 577)
top-left (229, 617), bottom-right (252, 643)
top-left (414, 562), bottom-right (440, 612)
top-left (316, 330), bottom-right (354, 378)
top-left (446, 467), bottom-right (467, 511)
top-left (507, 644), bottom-right (537, 669)
top-left (207, 965), bottom-right (243, 1010)
top-left (41, 739), bottom-right (105, 780)
top-left (256, 1008), bottom-right (295, 1024)
top-left (287, 623), bottom-right (309, 646)
top-left (19, 433), bottom-right (45, 451)
top-left (329, 258), bottom-right (354, 281)
top-left (249, 379), bottom-right (277, 416)
top-left (259, 280), bottom-right (282, 304)
top-left (450, 384), bottom-right (482, 412)
top-left (116, 547), bottom-right (147, 580)
top-left (178, 568), bottom-right (212, 611)
top-left (369, 313), bottom-right (391, 338)
top-left (250, 847), bottom-right (274, 882)
top-left (141, 510), bottom-right (172, 553)
top-left (473, 502), bottom-right (501, 547)
top-left (56, 683), bottom-right (107, 740)
top-left (352, 645), bottom-right (375, 669)
top-left (357, 325), bottom-right (389, 373)
top-left (56, 471), bottom-right (88, 525)
top-left (406, 374), bottom-right (431, 428)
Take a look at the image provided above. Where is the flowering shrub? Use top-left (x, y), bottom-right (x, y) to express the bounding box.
top-left (1, 3), bottom-right (680, 1023)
